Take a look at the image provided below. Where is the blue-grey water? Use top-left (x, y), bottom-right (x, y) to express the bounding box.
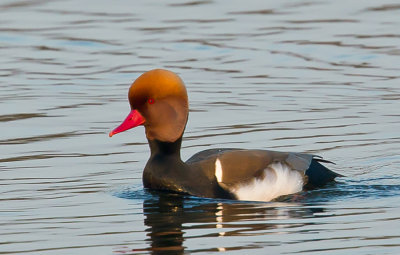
top-left (1, 0), bottom-right (400, 254)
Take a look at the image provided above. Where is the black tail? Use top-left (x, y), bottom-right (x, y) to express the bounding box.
top-left (304, 159), bottom-right (342, 189)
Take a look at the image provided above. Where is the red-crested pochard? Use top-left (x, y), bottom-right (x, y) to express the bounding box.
top-left (109, 69), bottom-right (341, 201)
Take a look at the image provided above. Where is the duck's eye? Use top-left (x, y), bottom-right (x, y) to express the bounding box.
top-left (148, 98), bottom-right (155, 104)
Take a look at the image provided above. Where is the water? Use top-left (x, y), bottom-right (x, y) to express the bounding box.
top-left (1, 0), bottom-right (400, 254)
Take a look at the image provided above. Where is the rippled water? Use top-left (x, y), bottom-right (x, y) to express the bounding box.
top-left (1, 0), bottom-right (400, 254)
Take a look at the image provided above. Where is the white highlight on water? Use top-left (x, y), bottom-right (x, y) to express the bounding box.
top-left (232, 162), bottom-right (304, 202)
top-left (215, 203), bottom-right (225, 236)
top-left (215, 158), bottom-right (223, 182)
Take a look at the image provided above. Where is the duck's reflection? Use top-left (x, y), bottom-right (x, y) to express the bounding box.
top-left (140, 192), bottom-right (325, 254)
top-left (143, 193), bottom-right (186, 254)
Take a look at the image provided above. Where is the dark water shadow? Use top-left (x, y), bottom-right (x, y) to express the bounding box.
top-left (113, 187), bottom-right (327, 254)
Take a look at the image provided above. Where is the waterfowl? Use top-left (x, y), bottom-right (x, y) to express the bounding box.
top-left (109, 69), bottom-right (341, 202)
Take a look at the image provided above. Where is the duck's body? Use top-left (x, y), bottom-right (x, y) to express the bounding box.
top-left (110, 69), bottom-right (341, 202)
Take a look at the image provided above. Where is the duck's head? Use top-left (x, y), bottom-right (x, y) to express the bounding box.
top-left (109, 69), bottom-right (189, 142)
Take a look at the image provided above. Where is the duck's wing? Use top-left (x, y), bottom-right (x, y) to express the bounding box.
top-left (186, 148), bottom-right (341, 201)
top-left (187, 149), bottom-right (310, 183)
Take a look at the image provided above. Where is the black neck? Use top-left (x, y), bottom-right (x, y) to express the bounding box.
top-left (148, 137), bottom-right (183, 159)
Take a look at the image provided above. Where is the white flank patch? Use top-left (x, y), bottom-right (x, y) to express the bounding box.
top-left (232, 162), bottom-right (304, 202)
top-left (215, 158), bottom-right (223, 182)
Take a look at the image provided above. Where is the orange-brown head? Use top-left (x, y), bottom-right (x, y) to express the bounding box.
top-left (109, 69), bottom-right (189, 142)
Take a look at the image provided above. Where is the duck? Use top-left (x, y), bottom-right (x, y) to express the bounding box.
top-left (109, 69), bottom-right (341, 202)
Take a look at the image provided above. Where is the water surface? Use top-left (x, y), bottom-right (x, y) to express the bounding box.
top-left (1, 0), bottom-right (400, 254)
